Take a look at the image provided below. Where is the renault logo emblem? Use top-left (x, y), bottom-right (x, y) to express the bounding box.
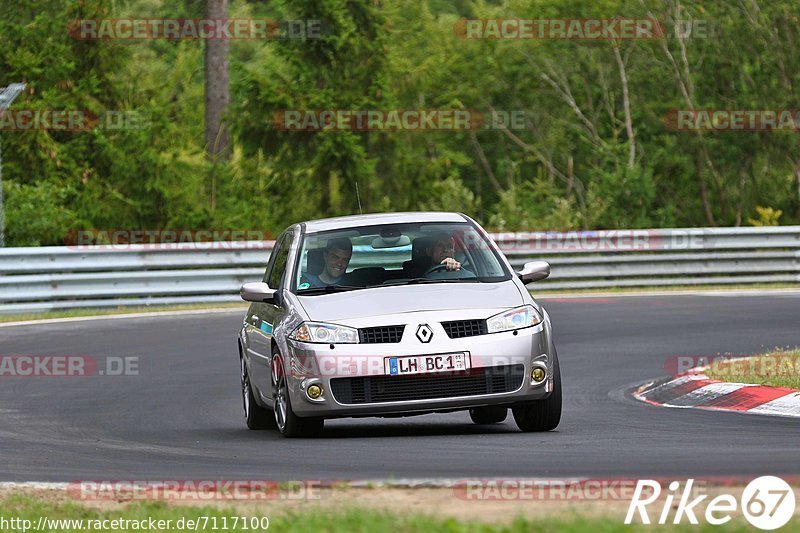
top-left (416, 324), bottom-right (433, 343)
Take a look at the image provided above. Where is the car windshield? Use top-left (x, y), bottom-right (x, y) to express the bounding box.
top-left (293, 222), bottom-right (510, 294)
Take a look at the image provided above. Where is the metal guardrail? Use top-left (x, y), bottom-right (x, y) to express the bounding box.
top-left (0, 227), bottom-right (798, 314)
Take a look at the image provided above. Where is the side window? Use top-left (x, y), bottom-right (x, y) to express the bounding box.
top-left (262, 233), bottom-right (285, 283)
top-left (268, 231), bottom-right (294, 289)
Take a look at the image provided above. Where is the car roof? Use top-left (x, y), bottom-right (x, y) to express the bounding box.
top-left (302, 212), bottom-right (469, 233)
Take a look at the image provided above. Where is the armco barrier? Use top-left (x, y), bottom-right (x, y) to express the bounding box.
top-left (0, 227), bottom-right (798, 314)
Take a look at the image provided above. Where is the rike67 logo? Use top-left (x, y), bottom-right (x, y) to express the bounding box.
top-left (626, 477), bottom-right (796, 530)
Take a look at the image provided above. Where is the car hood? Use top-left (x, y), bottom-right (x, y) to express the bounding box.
top-left (296, 281), bottom-right (525, 322)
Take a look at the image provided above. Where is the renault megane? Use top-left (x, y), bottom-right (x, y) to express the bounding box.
top-left (237, 212), bottom-right (560, 437)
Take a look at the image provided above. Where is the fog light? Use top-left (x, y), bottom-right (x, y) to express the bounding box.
top-left (307, 384), bottom-right (323, 399)
top-left (531, 367), bottom-right (546, 383)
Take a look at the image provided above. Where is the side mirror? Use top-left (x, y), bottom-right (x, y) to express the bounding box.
top-left (240, 282), bottom-right (277, 303)
top-left (517, 260), bottom-right (551, 283)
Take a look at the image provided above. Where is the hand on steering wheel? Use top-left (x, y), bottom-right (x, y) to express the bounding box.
top-left (425, 263), bottom-right (450, 275)
top-left (425, 258), bottom-right (461, 275)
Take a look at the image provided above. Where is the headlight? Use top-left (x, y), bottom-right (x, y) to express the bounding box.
top-left (288, 322), bottom-right (359, 344)
top-left (486, 305), bottom-right (541, 333)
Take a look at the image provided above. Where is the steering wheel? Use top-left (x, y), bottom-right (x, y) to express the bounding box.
top-left (424, 263), bottom-right (450, 275)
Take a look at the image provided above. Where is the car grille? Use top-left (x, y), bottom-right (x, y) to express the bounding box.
top-left (358, 325), bottom-right (405, 344)
top-left (329, 364), bottom-right (525, 404)
top-left (441, 319), bottom-right (487, 339)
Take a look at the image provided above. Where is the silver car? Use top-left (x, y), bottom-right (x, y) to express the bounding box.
top-left (237, 212), bottom-right (561, 437)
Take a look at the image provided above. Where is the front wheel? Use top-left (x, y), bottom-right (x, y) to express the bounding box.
top-left (512, 355), bottom-right (562, 432)
top-left (469, 406), bottom-right (508, 424)
top-left (241, 355), bottom-right (275, 430)
top-left (273, 351), bottom-right (324, 438)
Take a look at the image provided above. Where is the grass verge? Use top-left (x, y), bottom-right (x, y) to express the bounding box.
top-left (703, 348), bottom-right (800, 389)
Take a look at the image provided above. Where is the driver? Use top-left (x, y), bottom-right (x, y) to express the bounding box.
top-left (300, 238), bottom-right (353, 287)
top-left (426, 233), bottom-right (461, 271)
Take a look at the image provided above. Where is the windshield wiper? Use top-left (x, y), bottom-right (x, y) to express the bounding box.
top-left (296, 284), bottom-right (363, 295)
top-left (378, 278), bottom-right (479, 287)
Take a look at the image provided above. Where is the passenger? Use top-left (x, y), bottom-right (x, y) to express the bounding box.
top-left (300, 238), bottom-right (353, 287)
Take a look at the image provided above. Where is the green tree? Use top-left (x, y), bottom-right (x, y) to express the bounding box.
top-left (233, 0), bottom-right (389, 227)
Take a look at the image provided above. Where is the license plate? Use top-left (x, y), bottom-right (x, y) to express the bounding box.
top-left (385, 353), bottom-right (470, 376)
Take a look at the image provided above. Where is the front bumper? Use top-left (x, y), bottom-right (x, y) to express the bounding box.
top-left (285, 323), bottom-right (553, 417)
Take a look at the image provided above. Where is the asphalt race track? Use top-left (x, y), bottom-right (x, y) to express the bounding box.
top-left (1, 293), bottom-right (799, 481)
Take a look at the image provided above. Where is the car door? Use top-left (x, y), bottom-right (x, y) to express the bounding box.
top-left (244, 231), bottom-right (285, 393)
top-left (248, 229), bottom-right (294, 397)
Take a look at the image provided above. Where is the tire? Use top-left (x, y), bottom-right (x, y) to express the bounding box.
top-left (241, 355), bottom-right (276, 430)
top-left (272, 350), bottom-right (324, 438)
top-left (469, 406), bottom-right (508, 424)
top-left (512, 354), bottom-right (562, 432)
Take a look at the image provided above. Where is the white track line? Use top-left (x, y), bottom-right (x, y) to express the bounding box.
top-left (0, 307), bottom-right (246, 328)
top-left (0, 479), bottom-right (590, 490)
top-left (0, 482), bottom-right (69, 489)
